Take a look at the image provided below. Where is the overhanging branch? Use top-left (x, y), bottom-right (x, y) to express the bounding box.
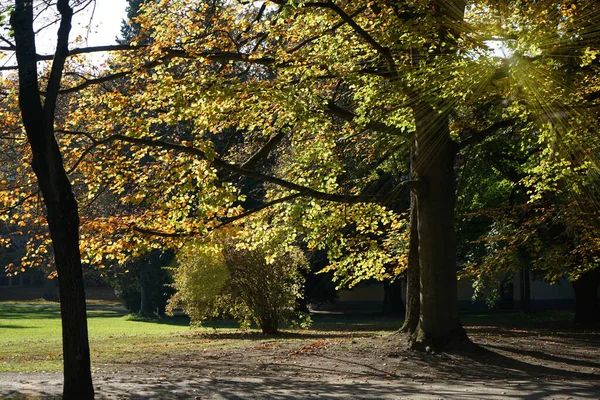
top-left (59, 49), bottom-right (277, 94)
top-left (105, 134), bottom-right (409, 205)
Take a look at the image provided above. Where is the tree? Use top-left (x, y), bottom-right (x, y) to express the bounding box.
top-left (3, 0), bottom-right (599, 352)
top-left (64, 0), bottom-right (597, 346)
top-left (6, 0), bottom-right (94, 397)
top-left (457, 1), bottom-right (600, 323)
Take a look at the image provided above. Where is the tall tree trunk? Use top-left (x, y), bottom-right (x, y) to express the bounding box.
top-left (405, 0), bottom-right (469, 351)
top-left (573, 270), bottom-right (599, 324)
top-left (410, 102), bottom-right (468, 349)
top-left (401, 176), bottom-right (420, 334)
top-left (11, 1), bottom-right (94, 398)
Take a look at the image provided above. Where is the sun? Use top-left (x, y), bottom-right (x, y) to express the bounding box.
top-left (484, 39), bottom-right (515, 59)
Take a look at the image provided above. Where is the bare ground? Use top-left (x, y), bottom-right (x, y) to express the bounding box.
top-left (1, 321), bottom-right (599, 399)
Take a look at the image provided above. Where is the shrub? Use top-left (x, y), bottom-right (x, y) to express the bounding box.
top-left (167, 238), bottom-right (309, 334)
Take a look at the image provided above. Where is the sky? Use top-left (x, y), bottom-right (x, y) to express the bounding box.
top-left (35, 0), bottom-right (128, 54)
top-left (75, 0), bottom-right (129, 47)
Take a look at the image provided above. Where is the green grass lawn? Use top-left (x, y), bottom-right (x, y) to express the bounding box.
top-left (0, 302), bottom-right (576, 373)
top-left (0, 303), bottom-right (236, 372)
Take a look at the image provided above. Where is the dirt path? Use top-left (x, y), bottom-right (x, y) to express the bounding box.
top-left (2, 326), bottom-right (599, 399)
top-left (3, 371), bottom-right (596, 399)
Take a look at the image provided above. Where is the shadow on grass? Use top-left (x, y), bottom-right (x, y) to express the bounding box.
top-left (179, 329), bottom-right (378, 341)
top-left (0, 324), bottom-right (31, 329)
top-left (0, 304), bottom-right (190, 327)
top-left (298, 313), bottom-right (402, 332)
top-left (124, 314), bottom-right (191, 327)
top-left (461, 310), bottom-right (576, 328)
top-left (0, 305), bottom-right (128, 320)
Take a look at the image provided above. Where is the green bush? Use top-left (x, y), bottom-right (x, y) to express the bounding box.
top-left (167, 238), bottom-right (309, 334)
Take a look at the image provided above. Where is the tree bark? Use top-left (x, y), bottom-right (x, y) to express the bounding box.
top-left (410, 102), bottom-right (468, 350)
top-left (401, 186), bottom-right (420, 334)
top-left (573, 270), bottom-right (599, 324)
top-left (11, 1), bottom-right (94, 398)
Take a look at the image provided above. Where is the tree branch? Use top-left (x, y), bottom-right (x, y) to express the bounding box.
top-left (105, 134), bottom-right (390, 205)
top-left (44, 0), bottom-right (73, 124)
top-left (295, 2), bottom-right (396, 76)
top-left (59, 50), bottom-right (277, 94)
top-left (286, 6), bottom-right (367, 54)
top-left (132, 193), bottom-right (302, 238)
top-left (458, 119), bottom-right (517, 149)
top-left (327, 101), bottom-right (405, 136)
top-left (242, 129), bottom-right (288, 169)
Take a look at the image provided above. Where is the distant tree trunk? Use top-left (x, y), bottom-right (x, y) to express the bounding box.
top-left (43, 277), bottom-right (60, 302)
top-left (11, 1), bottom-right (94, 398)
top-left (410, 102), bottom-right (468, 350)
top-left (383, 279), bottom-right (404, 314)
top-left (573, 270), bottom-right (599, 324)
top-left (139, 262), bottom-right (153, 317)
top-left (519, 262), bottom-right (531, 313)
top-left (401, 187), bottom-right (420, 334)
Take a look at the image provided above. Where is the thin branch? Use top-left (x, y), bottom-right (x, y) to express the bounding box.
top-left (300, 2), bottom-right (396, 76)
top-left (0, 36), bottom-right (16, 49)
top-left (132, 225), bottom-right (197, 238)
top-left (44, 0), bottom-right (73, 122)
top-left (286, 6), bottom-right (367, 54)
top-left (0, 190), bottom-right (39, 215)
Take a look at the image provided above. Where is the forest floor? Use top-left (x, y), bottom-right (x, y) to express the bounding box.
top-left (1, 310), bottom-right (599, 399)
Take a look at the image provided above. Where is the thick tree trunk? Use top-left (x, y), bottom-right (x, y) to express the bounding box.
top-left (573, 270), bottom-right (599, 324)
top-left (410, 102), bottom-right (468, 350)
top-left (383, 279), bottom-right (405, 314)
top-left (11, 1), bottom-right (94, 398)
top-left (401, 186), bottom-right (420, 334)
